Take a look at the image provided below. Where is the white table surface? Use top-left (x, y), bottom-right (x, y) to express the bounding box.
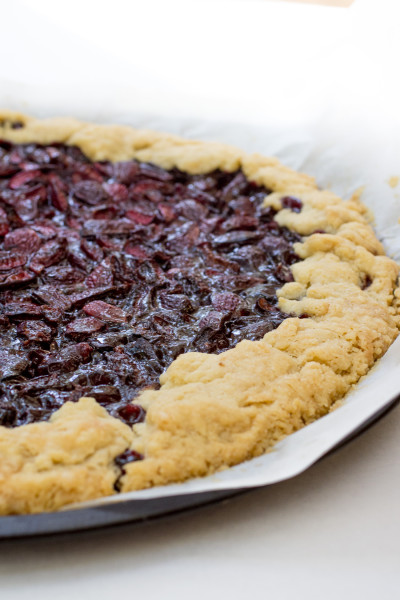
top-left (1, 403), bottom-right (399, 600)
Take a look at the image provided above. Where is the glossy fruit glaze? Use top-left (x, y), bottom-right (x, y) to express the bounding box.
top-left (0, 140), bottom-right (302, 428)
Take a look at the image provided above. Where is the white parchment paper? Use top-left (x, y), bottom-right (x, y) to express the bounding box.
top-left (1, 0), bottom-right (400, 508)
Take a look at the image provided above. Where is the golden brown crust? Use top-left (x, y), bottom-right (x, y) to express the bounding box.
top-left (0, 398), bottom-right (133, 514)
top-left (0, 110), bottom-right (398, 513)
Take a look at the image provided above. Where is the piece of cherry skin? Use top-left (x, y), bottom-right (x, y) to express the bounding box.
top-left (29, 239), bottom-right (66, 273)
top-left (362, 275), bottom-right (373, 290)
top-left (66, 317), bottom-right (105, 336)
top-left (114, 449), bottom-right (144, 469)
top-left (126, 210), bottom-right (154, 225)
top-left (72, 180), bottom-right (108, 205)
top-left (17, 320), bottom-right (52, 342)
top-left (8, 169), bottom-right (41, 190)
top-left (83, 300), bottom-right (129, 323)
top-left (256, 297), bottom-right (274, 312)
top-left (281, 196), bottom-right (303, 213)
top-left (48, 173), bottom-right (68, 211)
top-left (0, 252), bottom-right (27, 271)
top-left (4, 227), bottom-right (41, 253)
top-left (0, 270), bottom-right (36, 288)
top-left (4, 301), bottom-right (42, 317)
top-left (85, 261), bottom-right (114, 288)
top-left (117, 404), bottom-right (145, 426)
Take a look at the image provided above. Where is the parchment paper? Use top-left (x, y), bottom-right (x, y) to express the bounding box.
top-left (1, 0), bottom-right (400, 508)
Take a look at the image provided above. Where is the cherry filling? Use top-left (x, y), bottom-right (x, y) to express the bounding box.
top-left (0, 140), bottom-right (301, 431)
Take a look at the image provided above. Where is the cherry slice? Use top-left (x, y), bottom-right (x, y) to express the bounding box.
top-left (17, 320), bottom-right (52, 342)
top-left (66, 317), bottom-right (105, 336)
top-left (83, 300), bottom-right (129, 323)
top-left (0, 251), bottom-right (27, 271)
top-left (8, 169), bottom-right (41, 190)
top-left (281, 196), bottom-right (303, 213)
top-left (4, 227), bottom-right (41, 254)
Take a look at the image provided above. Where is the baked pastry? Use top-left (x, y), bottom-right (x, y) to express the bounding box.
top-left (0, 111), bottom-right (398, 515)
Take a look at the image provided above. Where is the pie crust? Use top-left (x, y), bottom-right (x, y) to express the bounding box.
top-left (0, 110), bottom-right (399, 515)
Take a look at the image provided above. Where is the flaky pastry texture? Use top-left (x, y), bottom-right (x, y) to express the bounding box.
top-left (0, 110), bottom-right (398, 514)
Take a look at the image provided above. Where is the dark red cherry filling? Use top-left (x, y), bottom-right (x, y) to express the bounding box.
top-left (0, 140), bottom-right (301, 430)
top-left (281, 196), bottom-right (303, 213)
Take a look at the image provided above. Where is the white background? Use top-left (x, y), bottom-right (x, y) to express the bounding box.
top-left (1, 0), bottom-right (400, 597)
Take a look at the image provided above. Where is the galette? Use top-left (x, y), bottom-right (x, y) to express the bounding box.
top-left (0, 111), bottom-right (398, 515)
